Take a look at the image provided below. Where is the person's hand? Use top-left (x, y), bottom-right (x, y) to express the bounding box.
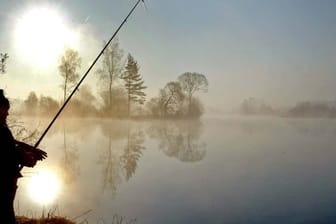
top-left (34, 148), bottom-right (47, 161)
top-left (21, 151), bottom-right (37, 168)
top-left (15, 141), bottom-right (47, 167)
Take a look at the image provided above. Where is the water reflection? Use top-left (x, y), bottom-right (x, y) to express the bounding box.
top-left (59, 124), bottom-right (80, 184)
top-left (27, 170), bottom-right (61, 205)
top-left (16, 118), bottom-right (208, 222)
top-left (147, 120), bottom-right (206, 162)
top-left (121, 127), bottom-right (146, 181)
top-left (15, 117), bottom-right (336, 223)
top-left (97, 121), bottom-right (146, 193)
top-left (95, 120), bottom-right (206, 194)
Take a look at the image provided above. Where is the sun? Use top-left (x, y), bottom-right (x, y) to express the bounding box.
top-left (27, 170), bottom-right (61, 205)
top-left (14, 6), bottom-right (78, 68)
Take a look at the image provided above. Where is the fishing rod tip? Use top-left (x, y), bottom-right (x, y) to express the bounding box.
top-left (141, 0), bottom-right (148, 11)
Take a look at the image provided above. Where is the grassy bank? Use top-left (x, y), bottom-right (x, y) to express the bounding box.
top-left (16, 216), bottom-right (75, 224)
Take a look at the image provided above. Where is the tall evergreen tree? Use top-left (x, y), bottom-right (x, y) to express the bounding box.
top-left (121, 54), bottom-right (146, 117)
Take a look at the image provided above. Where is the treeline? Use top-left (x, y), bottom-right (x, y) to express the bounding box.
top-left (7, 40), bottom-right (208, 119)
top-left (20, 72), bottom-right (209, 118)
top-left (287, 101), bottom-right (336, 118)
top-left (239, 97), bottom-right (336, 118)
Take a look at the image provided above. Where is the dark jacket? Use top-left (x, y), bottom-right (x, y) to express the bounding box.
top-left (0, 123), bottom-right (22, 181)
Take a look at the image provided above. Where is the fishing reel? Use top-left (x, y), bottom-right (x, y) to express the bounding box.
top-left (15, 141), bottom-right (47, 168)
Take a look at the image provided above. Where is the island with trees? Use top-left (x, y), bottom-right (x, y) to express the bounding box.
top-left (3, 39), bottom-right (209, 120)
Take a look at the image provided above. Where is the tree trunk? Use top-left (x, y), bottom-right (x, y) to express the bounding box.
top-left (109, 53), bottom-right (114, 114)
top-left (188, 94), bottom-right (192, 116)
top-left (109, 75), bottom-right (113, 114)
top-left (63, 77), bottom-right (67, 103)
top-left (128, 92), bottom-right (131, 117)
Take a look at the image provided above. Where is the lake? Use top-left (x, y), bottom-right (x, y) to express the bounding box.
top-left (13, 116), bottom-right (336, 224)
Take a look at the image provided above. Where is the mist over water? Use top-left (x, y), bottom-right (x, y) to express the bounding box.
top-left (13, 117), bottom-right (336, 224)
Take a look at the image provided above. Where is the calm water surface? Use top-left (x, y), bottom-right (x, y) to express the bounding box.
top-left (13, 117), bottom-right (336, 223)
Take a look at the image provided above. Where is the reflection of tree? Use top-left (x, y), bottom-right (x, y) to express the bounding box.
top-left (148, 120), bottom-right (206, 162)
top-left (98, 130), bottom-right (123, 194)
top-left (121, 128), bottom-right (145, 181)
top-left (98, 121), bottom-right (145, 194)
top-left (98, 120), bottom-right (128, 193)
top-left (59, 124), bottom-right (80, 185)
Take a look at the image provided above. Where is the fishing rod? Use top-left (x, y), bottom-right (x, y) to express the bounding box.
top-left (34, 0), bottom-right (144, 149)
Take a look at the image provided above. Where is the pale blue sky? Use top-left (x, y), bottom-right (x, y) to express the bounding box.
top-left (1, 0), bottom-right (336, 112)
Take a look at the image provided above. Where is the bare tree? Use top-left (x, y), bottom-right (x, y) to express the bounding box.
top-left (178, 72), bottom-right (208, 115)
top-left (159, 81), bottom-right (184, 117)
top-left (58, 48), bottom-right (82, 102)
top-left (0, 53), bottom-right (9, 73)
top-left (97, 38), bottom-right (124, 115)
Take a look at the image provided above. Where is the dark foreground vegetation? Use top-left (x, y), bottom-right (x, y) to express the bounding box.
top-left (16, 214), bottom-right (137, 224)
top-left (16, 216), bottom-right (75, 224)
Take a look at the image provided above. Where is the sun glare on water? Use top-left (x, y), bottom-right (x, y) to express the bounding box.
top-left (14, 6), bottom-right (78, 68)
top-left (27, 170), bottom-right (61, 205)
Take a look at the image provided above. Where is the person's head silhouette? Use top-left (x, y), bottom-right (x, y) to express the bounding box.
top-left (0, 89), bottom-right (10, 124)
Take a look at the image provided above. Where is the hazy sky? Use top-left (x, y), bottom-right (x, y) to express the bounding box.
top-left (0, 0), bottom-right (336, 113)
